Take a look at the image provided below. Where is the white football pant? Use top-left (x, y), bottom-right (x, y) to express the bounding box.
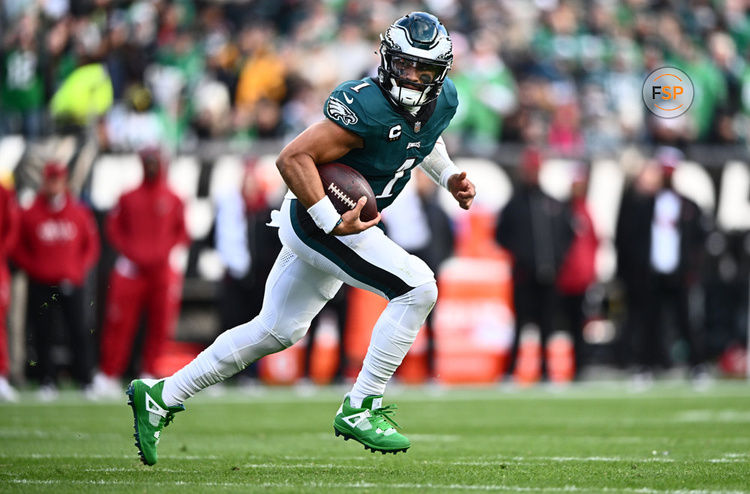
top-left (162, 197), bottom-right (437, 408)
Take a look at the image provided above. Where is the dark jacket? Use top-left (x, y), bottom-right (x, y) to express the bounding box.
top-left (615, 185), bottom-right (707, 286)
top-left (495, 183), bottom-right (574, 285)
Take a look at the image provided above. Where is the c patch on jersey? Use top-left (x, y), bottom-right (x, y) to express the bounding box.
top-left (327, 97), bottom-right (358, 126)
top-left (388, 124), bottom-right (402, 141)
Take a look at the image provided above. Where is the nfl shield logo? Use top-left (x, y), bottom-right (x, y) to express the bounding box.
top-left (414, 121), bottom-right (421, 132)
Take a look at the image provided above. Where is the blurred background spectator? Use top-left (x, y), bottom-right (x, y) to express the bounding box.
top-left (495, 148), bottom-right (573, 382)
top-left (0, 180), bottom-right (20, 401)
top-left (616, 147), bottom-right (711, 388)
top-left (214, 157), bottom-right (281, 384)
top-left (92, 147), bottom-right (188, 397)
top-left (12, 162), bottom-right (100, 400)
top-left (556, 161), bottom-right (599, 377)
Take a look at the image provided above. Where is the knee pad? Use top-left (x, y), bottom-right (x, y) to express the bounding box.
top-left (392, 280), bottom-right (438, 314)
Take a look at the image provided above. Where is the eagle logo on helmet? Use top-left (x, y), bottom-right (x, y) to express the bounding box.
top-left (326, 97), bottom-right (359, 125)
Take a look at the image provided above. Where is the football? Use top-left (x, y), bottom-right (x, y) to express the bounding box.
top-left (318, 162), bottom-right (378, 222)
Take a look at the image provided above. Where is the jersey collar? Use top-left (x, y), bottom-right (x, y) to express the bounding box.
top-left (373, 77), bottom-right (438, 131)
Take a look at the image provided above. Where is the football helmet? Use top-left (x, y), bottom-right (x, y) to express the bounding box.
top-left (378, 12), bottom-right (453, 108)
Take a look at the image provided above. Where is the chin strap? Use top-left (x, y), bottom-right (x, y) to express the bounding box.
top-left (390, 79), bottom-right (429, 108)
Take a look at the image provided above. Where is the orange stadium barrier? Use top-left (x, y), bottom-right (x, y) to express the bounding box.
top-left (546, 331), bottom-right (575, 384)
top-left (433, 256), bottom-right (515, 384)
top-left (432, 209), bottom-right (515, 384)
top-left (513, 326), bottom-right (542, 386)
top-left (309, 316), bottom-right (341, 384)
top-left (259, 341), bottom-right (304, 385)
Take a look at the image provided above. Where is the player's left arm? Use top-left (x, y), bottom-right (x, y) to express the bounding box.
top-left (420, 136), bottom-right (476, 210)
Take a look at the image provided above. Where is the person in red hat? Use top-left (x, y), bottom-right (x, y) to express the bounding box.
top-left (92, 147), bottom-right (189, 397)
top-left (0, 180), bottom-right (20, 401)
top-left (12, 162), bottom-right (100, 400)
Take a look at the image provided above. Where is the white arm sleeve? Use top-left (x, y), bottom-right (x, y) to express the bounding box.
top-left (419, 136), bottom-right (461, 189)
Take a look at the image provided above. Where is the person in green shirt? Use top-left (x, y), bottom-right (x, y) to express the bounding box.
top-left (1, 24), bottom-right (45, 137)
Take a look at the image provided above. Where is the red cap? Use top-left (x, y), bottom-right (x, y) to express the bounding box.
top-left (43, 162), bottom-right (68, 180)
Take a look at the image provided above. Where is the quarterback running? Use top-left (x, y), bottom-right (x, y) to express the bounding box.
top-left (127, 11), bottom-right (475, 465)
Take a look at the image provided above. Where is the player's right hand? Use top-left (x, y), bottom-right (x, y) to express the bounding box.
top-left (332, 197), bottom-right (381, 236)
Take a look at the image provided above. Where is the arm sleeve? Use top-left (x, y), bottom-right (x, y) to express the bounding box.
top-left (418, 136), bottom-right (461, 189)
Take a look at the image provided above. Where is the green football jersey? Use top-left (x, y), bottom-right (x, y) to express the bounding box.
top-left (324, 77), bottom-right (458, 210)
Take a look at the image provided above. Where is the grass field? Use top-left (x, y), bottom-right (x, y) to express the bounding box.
top-left (1, 380), bottom-right (749, 493)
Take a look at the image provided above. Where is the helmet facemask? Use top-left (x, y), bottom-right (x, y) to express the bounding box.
top-left (378, 12), bottom-right (453, 108)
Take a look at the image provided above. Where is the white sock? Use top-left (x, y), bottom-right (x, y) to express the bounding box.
top-left (161, 318), bottom-right (286, 406)
top-left (348, 282), bottom-right (437, 409)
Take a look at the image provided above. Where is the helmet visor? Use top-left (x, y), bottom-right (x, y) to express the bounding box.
top-left (390, 53), bottom-right (446, 86)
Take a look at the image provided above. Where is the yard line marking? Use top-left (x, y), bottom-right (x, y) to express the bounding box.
top-left (2, 452), bottom-right (745, 465)
top-left (82, 467), bottom-right (192, 473)
top-left (0, 453), bottom-right (220, 460)
top-left (675, 410), bottom-right (750, 423)
top-left (0, 428), bottom-right (97, 439)
top-left (5, 479), bottom-right (749, 493)
top-left (241, 463), bottom-right (374, 469)
top-left (420, 456), bottom-right (677, 464)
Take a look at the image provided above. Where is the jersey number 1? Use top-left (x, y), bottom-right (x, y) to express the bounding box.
top-left (376, 158), bottom-right (417, 199)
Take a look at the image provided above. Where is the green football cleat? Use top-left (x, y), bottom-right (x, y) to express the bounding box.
top-left (126, 379), bottom-right (185, 466)
top-left (333, 395), bottom-right (410, 454)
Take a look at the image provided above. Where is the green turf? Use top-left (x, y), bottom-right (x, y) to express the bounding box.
top-left (1, 381), bottom-right (749, 493)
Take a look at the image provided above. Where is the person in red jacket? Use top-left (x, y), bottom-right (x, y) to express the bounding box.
top-left (12, 162), bottom-right (100, 399)
top-left (93, 147), bottom-right (188, 396)
top-left (0, 181), bottom-right (20, 401)
top-left (556, 163), bottom-right (599, 376)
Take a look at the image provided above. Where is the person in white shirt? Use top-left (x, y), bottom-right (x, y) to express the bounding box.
top-left (617, 147), bottom-right (709, 386)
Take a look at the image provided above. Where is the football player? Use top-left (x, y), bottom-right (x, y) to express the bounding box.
top-left (127, 11), bottom-right (475, 465)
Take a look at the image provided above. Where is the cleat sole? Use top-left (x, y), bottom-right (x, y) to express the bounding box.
top-left (333, 426), bottom-right (409, 455)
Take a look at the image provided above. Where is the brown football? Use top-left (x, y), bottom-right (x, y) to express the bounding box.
top-left (318, 162), bottom-right (378, 222)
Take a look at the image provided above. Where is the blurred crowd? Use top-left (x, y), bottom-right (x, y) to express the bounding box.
top-left (2, 0), bottom-right (750, 153)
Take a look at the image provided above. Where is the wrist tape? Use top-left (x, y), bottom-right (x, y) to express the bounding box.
top-left (307, 196), bottom-right (342, 234)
